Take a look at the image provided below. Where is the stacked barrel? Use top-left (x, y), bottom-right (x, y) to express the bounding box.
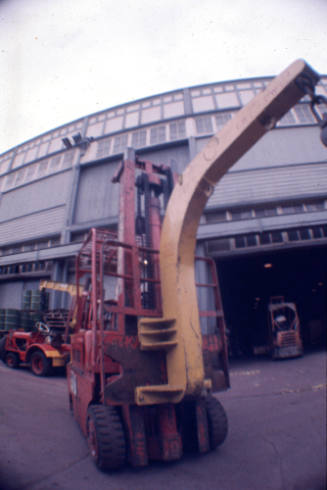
top-left (0, 309), bottom-right (22, 332)
top-left (0, 289), bottom-right (49, 333)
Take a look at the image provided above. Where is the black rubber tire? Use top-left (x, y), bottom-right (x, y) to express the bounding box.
top-left (5, 351), bottom-right (19, 369)
top-left (87, 405), bottom-right (126, 471)
top-left (0, 336), bottom-right (7, 361)
top-left (205, 395), bottom-right (228, 449)
top-left (30, 350), bottom-right (52, 376)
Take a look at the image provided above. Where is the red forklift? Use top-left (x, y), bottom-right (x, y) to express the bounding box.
top-left (67, 59), bottom-right (322, 470)
top-left (68, 158), bottom-right (229, 469)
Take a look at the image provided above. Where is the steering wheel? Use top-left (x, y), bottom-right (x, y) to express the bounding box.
top-left (36, 321), bottom-right (50, 334)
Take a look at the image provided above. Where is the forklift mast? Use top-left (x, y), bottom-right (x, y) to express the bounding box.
top-left (72, 157), bottom-right (228, 402)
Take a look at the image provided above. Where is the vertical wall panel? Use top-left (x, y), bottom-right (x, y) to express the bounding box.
top-left (138, 144), bottom-right (190, 174)
top-left (74, 161), bottom-right (120, 224)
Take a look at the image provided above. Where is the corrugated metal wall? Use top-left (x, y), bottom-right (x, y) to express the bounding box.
top-left (207, 163), bottom-right (327, 208)
top-left (0, 172), bottom-right (71, 221)
top-left (0, 207), bottom-right (66, 246)
top-left (192, 126), bottom-right (327, 209)
top-left (0, 171), bottom-right (71, 244)
top-left (73, 161), bottom-right (120, 224)
top-left (196, 126), bottom-right (327, 172)
top-left (138, 144), bottom-right (190, 174)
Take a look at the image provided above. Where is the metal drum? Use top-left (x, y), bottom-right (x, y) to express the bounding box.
top-left (22, 290), bottom-right (32, 310)
top-left (30, 290), bottom-right (49, 311)
top-left (20, 311), bottom-right (33, 331)
top-left (30, 290), bottom-right (42, 311)
top-left (0, 309), bottom-right (5, 329)
top-left (4, 309), bottom-right (20, 331)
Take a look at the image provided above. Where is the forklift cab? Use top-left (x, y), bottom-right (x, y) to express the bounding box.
top-left (268, 297), bottom-right (303, 359)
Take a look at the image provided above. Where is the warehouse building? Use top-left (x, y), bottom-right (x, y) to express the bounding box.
top-left (0, 74), bottom-right (326, 355)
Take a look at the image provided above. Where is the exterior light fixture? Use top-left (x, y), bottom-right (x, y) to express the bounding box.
top-left (62, 137), bottom-right (72, 149)
top-left (264, 263), bottom-right (273, 269)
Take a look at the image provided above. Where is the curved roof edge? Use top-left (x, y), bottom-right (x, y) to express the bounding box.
top-left (1, 73), bottom-right (327, 158)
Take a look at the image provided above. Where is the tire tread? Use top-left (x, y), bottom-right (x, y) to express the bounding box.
top-left (87, 405), bottom-right (126, 471)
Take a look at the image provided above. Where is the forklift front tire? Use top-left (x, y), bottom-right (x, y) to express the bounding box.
top-left (5, 352), bottom-right (19, 369)
top-left (87, 405), bottom-right (126, 472)
top-left (205, 395), bottom-right (228, 450)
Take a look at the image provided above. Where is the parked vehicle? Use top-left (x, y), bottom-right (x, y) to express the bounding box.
top-left (268, 296), bottom-right (303, 359)
top-left (0, 320), bottom-right (70, 376)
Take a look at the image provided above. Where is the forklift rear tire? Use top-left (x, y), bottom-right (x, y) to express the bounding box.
top-left (87, 405), bottom-right (126, 471)
top-left (30, 351), bottom-right (52, 376)
top-left (205, 395), bottom-right (228, 449)
top-left (0, 336), bottom-right (7, 361)
top-left (5, 352), bottom-right (19, 369)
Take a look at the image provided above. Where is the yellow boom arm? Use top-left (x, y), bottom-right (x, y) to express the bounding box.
top-left (39, 280), bottom-right (77, 297)
top-left (137, 59), bottom-right (319, 405)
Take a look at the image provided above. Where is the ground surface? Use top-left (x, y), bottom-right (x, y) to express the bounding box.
top-left (0, 349), bottom-right (325, 490)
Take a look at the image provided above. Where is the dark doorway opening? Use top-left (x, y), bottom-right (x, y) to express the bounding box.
top-left (216, 244), bottom-right (327, 358)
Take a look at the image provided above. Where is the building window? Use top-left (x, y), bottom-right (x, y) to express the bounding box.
top-left (299, 228), bottom-right (311, 240)
top-left (311, 226), bottom-right (323, 239)
top-left (215, 112), bottom-right (232, 130)
top-left (255, 206), bottom-right (277, 218)
top-left (96, 138), bottom-right (111, 158)
top-left (294, 104), bottom-right (315, 124)
top-left (49, 155), bottom-right (62, 172)
top-left (304, 200), bottom-right (325, 212)
top-left (271, 231), bottom-right (283, 243)
top-left (150, 125), bottom-right (166, 145)
top-left (234, 234), bottom-right (257, 248)
top-left (169, 121), bottom-right (186, 140)
top-left (235, 236), bottom-right (246, 248)
top-left (38, 159), bottom-right (49, 177)
top-left (281, 203), bottom-right (303, 214)
top-left (259, 232), bottom-right (271, 245)
top-left (0, 260), bottom-right (52, 276)
top-left (277, 110), bottom-right (296, 126)
top-left (288, 230), bottom-right (299, 241)
top-left (5, 173), bottom-right (16, 188)
top-left (206, 238), bottom-right (231, 253)
top-left (247, 234), bottom-right (257, 247)
top-left (113, 134), bottom-right (128, 153)
top-left (231, 208), bottom-right (253, 220)
top-left (25, 164), bottom-right (36, 180)
top-left (15, 169), bottom-right (26, 186)
top-left (195, 116), bottom-right (213, 134)
top-left (131, 130), bottom-right (146, 148)
top-left (63, 150), bottom-right (75, 166)
top-left (205, 210), bottom-right (227, 223)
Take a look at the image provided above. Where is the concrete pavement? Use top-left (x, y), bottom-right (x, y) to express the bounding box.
top-left (0, 349), bottom-right (325, 490)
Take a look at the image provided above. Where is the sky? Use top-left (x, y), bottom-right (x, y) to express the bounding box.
top-left (0, 0), bottom-right (326, 154)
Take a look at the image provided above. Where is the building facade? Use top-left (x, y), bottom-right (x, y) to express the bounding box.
top-left (1, 74), bottom-right (326, 353)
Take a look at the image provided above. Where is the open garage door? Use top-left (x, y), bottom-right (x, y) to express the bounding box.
top-left (217, 244), bottom-right (327, 358)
